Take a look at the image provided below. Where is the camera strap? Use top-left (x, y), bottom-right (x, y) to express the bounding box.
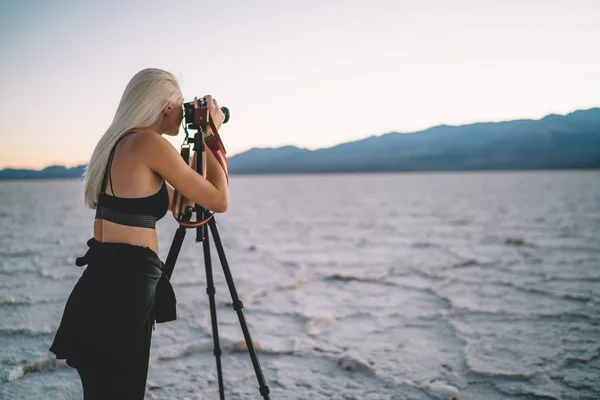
top-left (204, 119), bottom-right (229, 185)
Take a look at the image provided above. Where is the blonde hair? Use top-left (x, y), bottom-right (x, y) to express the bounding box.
top-left (83, 68), bottom-right (182, 209)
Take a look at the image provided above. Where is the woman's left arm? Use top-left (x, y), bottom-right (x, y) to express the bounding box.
top-left (166, 181), bottom-right (195, 211)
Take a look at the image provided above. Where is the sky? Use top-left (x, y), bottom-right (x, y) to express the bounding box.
top-left (0, 0), bottom-right (599, 170)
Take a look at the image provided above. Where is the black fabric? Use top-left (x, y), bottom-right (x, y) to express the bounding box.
top-left (95, 131), bottom-right (170, 223)
top-left (95, 206), bottom-right (160, 229)
top-left (154, 271), bottom-right (177, 323)
top-left (49, 238), bottom-right (177, 372)
top-left (96, 181), bottom-right (169, 220)
top-left (76, 322), bottom-right (152, 400)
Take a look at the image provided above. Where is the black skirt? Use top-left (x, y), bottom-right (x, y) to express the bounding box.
top-left (49, 238), bottom-right (176, 369)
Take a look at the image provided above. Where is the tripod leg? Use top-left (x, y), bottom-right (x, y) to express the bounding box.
top-left (202, 224), bottom-right (225, 400)
top-left (164, 225), bottom-right (187, 280)
top-left (208, 218), bottom-right (271, 400)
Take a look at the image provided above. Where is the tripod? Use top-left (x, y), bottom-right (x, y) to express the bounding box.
top-left (161, 123), bottom-right (271, 400)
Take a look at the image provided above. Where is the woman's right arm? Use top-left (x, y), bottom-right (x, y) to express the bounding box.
top-left (203, 135), bottom-right (228, 198)
top-left (143, 132), bottom-right (229, 212)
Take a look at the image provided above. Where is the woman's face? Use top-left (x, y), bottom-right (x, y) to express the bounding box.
top-left (163, 95), bottom-right (184, 136)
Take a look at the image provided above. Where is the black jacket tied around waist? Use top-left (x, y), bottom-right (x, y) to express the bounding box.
top-left (49, 238), bottom-right (177, 368)
top-left (74, 238), bottom-right (177, 324)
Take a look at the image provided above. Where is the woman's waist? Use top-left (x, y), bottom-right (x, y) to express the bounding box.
top-left (77, 237), bottom-right (163, 273)
top-left (94, 218), bottom-right (160, 254)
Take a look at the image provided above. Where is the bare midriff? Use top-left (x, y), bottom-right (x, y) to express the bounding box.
top-left (93, 218), bottom-right (159, 255)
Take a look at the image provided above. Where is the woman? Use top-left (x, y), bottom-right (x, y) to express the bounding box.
top-left (49, 68), bottom-right (229, 399)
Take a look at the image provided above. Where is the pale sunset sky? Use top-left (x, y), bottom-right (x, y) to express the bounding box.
top-left (0, 0), bottom-right (599, 170)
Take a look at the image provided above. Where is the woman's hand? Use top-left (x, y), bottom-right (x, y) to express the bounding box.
top-left (202, 95), bottom-right (225, 132)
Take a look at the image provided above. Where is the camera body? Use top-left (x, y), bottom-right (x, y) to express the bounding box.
top-left (183, 98), bottom-right (230, 130)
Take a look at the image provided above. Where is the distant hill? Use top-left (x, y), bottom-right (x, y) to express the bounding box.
top-left (0, 165), bottom-right (86, 180)
top-left (227, 108), bottom-right (600, 174)
top-left (1, 108), bottom-right (599, 180)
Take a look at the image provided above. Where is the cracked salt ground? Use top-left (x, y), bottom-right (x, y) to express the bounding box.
top-left (1, 171), bottom-right (599, 399)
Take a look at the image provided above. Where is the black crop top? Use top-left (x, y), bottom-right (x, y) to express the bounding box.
top-left (95, 132), bottom-right (169, 229)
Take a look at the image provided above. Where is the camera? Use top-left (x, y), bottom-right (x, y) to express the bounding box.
top-left (183, 97), bottom-right (230, 130)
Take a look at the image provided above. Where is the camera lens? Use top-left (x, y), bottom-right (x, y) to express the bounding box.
top-left (221, 107), bottom-right (230, 124)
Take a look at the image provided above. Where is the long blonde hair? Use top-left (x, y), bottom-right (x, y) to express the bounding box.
top-left (83, 68), bottom-right (182, 209)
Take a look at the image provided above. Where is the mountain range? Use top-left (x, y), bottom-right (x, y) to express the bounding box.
top-left (1, 108), bottom-right (599, 180)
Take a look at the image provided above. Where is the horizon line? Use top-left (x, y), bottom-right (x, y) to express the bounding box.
top-left (2, 105), bottom-right (599, 171)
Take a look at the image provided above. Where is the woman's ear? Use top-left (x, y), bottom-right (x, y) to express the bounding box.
top-left (164, 104), bottom-right (173, 116)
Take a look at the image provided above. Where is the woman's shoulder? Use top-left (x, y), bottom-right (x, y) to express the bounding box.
top-left (131, 130), bottom-right (171, 152)
top-left (130, 131), bottom-right (179, 170)
top-left (123, 130), bottom-right (165, 152)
